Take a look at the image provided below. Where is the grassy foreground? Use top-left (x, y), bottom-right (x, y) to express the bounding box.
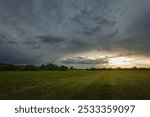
top-left (0, 70), bottom-right (150, 100)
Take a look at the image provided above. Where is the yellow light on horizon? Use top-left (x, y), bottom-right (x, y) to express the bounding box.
top-left (110, 57), bottom-right (130, 66)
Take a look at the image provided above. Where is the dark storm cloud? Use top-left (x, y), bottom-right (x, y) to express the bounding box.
top-left (5, 41), bottom-right (18, 44)
top-left (0, 34), bottom-right (7, 44)
top-left (0, 0), bottom-right (149, 66)
top-left (127, 11), bottom-right (150, 37)
top-left (81, 19), bottom-right (116, 36)
top-left (0, 45), bottom-right (42, 64)
top-left (0, 34), bottom-right (7, 40)
top-left (0, 34), bottom-right (18, 45)
top-left (103, 30), bottom-right (118, 39)
top-left (67, 39), bottom-right (90, 52)
top-left (114, 37), bottom-right (150, 57)
top-left (37, 35), bottom-right (64, 44)
top-left (114, 3), bottom-right (150, 57)
top-left (0, 0), bottom-right (34, 23)
top-left (23, 40), bottom-right (41, 49)
top-left (71, 5), bottom-right (116, 36)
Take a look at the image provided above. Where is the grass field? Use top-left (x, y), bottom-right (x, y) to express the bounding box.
top-left (0, 70), bottom-right (150, 100)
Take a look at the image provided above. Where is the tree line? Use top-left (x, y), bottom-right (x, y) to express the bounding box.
top-left (0, 63), bottom-right (69, 71)
top-left (0, 63), bottom-right (150, 71)
top-left (86, 67), bottom-right (150, 71)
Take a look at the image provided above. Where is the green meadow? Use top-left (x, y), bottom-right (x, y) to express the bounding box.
top-left (0, 70), bottom-right (150, 100)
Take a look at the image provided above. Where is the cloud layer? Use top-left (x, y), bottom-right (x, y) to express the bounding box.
top-left (0, 0), bottom-right (150, 67)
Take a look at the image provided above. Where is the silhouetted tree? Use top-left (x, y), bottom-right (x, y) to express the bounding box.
top-left (0, 63), bottom-right (16, 71)
top-left (70, 66), bottom-right (74, 70)
top-left (59, 65), bottom-right (68, 71)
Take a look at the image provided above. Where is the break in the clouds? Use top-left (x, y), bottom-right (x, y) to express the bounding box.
top-left (0, 0), bottom-right (150, 68)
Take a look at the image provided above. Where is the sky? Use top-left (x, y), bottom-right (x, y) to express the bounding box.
top-left (0, 0), bottom-right (150, 68)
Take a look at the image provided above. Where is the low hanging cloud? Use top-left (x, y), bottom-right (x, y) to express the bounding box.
top-left (60, 57), bottom-right (108, 65)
